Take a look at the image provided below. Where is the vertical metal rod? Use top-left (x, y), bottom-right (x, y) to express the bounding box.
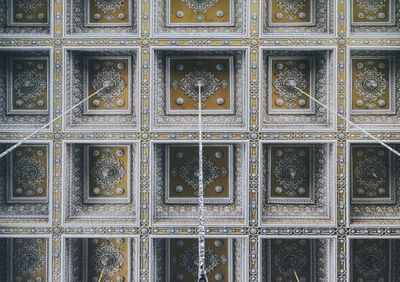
top-left (197, 81), bottom-right (206, 281)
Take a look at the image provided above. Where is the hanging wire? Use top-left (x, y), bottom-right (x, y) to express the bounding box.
top-left (0, 86), bottom-right (106, 160)
top-left (293, 86), bottom-right (400, 157)
top-left (196, 79), bottom-right (207, 282)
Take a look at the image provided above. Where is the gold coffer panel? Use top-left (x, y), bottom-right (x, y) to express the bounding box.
top-left (7, 57), bottom-right (49, 115)
top-left (351, 145), bottom-right (396, 204)
top-left (166, 238), bottom-right (231, 282)
top-left (166, 144), bottom-right (233, 204)
top-left (352, 0), bottom-right (393, 25)
top-left (85, 0), bottom-right (132, 26)
top-left (8, 0), bottom-right (50, 26)
top-left (6, 238), bottom-right (48, 282)
top-left (7, 144), bottom-right (49, 204)
top-left (84, 238), bottom-right (130, 282)
top-left (168, 0), bottom-right (232, 25)
top-left (167, 57), bottom-right (233, 115)
top-left (84, 145), bottom-right (131, 204)
top-left (269, 0), bottom-right (315, 26)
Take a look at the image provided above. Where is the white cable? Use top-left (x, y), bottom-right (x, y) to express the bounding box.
top-left (293, 86), bottom-right (400, 158)
top-left (197, 81), bottom-right (206, 280)
top-left (0, 86), bottom-right (106, 160)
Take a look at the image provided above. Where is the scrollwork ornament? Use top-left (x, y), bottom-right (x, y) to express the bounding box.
top-left (90, 243), bottom-right (125, 277)
top-left (176, 243), bottom-right (227, 276)
top-left (91, 149), bottom-right (126, 196)
top-left (14, 151), bottom-right (46, 194)
top-left (94, 0), bottom-right (125, 21)
top-left (13, 67), bottom-right (47, 110)
top-left (273, 149), bottom-right (308, 196)
top-left (15, 0), bottom-right (45, 13)
top-left (91, 62), bottom-right (126, 109)
top-left (353, 60), bottom-right (388, 108)
top-left (273, 61), bottom-right (308, 109)
top-left (276, 0), bottom-right (307, 21)
top-left (14, 243), bottom-right (46, 281)
top-left (171, 155), bottom-right (227, 194)
top-left (182, 0), bottom-right (219, 21)
top-left (354, 240), bottom-right (387, 280)
top-left (356, 0), bottom-right (387, 13)
top-left (353, 155), bottom-right (387, 197)
top-left (172, 61), bottom-right (228, 109)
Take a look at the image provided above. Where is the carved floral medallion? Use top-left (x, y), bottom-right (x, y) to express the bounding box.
top-left (10, 238), bottom-right (48, 282)
top-left (351, 57), bottom-right (393, 113)
top-left (352, 239), bottom-right (392, 281)
top-left (269, 57), bottom-right (315, 114)
top-left (86, 0), bottom-right (131, 25)
top-left (7, 145), bottom-right (48, 203)
top-left (168, 57), bottom-right (233, 114)
top-left (352, 0), bottom-right (393, 24)
top-left (85, 238), bottom-right (129, 282)
top-left (167, 238), bottom-right (230, 281)
top-left (8, 57), bottom-right (49, 114)
top-left (169, 0), bottom-right (231, 25)
top-left (166, 144), bottom-right (233, 204)
top-left (270, 0), bottom-right (315, 26)
top-left (84, 57), bottom-right (131, 114)
top-left (351, 145), bottom-right (395, 204)
top-left (84, 145), bottom-right (130, 203)
top-left (268, 145), bottom-right (314, 204)
top-left (9, 0), bottom-right (49, 25)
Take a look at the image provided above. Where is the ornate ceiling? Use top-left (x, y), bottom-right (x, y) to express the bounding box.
top-left (0, 0), bottom-right (399, 281)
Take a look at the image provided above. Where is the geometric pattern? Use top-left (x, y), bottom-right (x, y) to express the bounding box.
top-left (166, 238), bottom-right (231, 281)
top-left (7, 57), bottom-right (49, 115)
top-left (350, 144), bottom-right (395, 204)
top-left (168, 0), bottom-right (232, 25)
top-left (84, 56), bottom-right (131, 115)
top-left (351, 56), bottom-right (394, 114)
top-left (165, 144), bottom-right (233, 204)
top-left (3, 0), bottom-right (400, 281)
top-left (84, 238), bottom-right (129, 282)
top-left (167, 57), bottom-right (233, 114)
top-left (84, 144), bottom-right (131, 204)
top-left (8, 0), bottom-right (50, 26)
top-left (7, 144), bottom-right (49, 204)
top-left (267, 145), bottom-right (315, 204)
top-left (8, 238), bottom-right (48, 282)
top-left (269, 56), bottom-right (315, 114)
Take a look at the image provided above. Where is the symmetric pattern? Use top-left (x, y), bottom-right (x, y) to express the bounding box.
top-left (268, 145), bottom-right (314, 204)
top-left (84, 145), bottom-right (130, 203)
top-left (7, 144), bottom-right (48, 204)
top-left (9, 238), bottom-right (48, 282)
top-left (7, 57), bottom-right (49, 114)
top-left (85, 238), bottom-right (129, 281)
top-left (1, 0), bottom-right (399, 281)
top-left (166, 144), bottom-right (233, 203)
top-left (169, 58), bottom-right (231, 113)
top-left (8, 0), bottom-right (49, 26)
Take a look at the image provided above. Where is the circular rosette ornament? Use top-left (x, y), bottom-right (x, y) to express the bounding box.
top-left (13, 70), bottom-right (47, 109)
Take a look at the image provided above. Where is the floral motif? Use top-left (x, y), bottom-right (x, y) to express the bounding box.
top-left (90, 242), bottom-right (125, 277)
top-left (13, 63), bottom-right (47, 110)
top-left (172, 61), bottom-right (228, 109)
top-left (94, 0), bottom-right (125, 21)
top-left (90, 148), bottom-right (126, 195)
top-left (353, 60), bottom-right (388, 109)
top-left (354, 240), bottom-right (387, 280)
top-left (356, 0), bottom-right (387, 13)
top-left (15, 0), bottom-right (46, 13)
top-left (171, 154), bottom-right (227, 194)
top-left (276, 0), bottom-right (307, 20)
top-left (13, 240), bottom-right (46, 280)
top-left (353, 155), bottom-right (387, 197)
top-left (182, 0), bottom-right (219, 21)
top-left (273, 61), bottom-right (308, 109)
top-left (175, 242), bottom-right (227, 276)
top-left (91, 61), bottom-right (126, 109)
top-left (272, 240), bottom-right (308, 278)
top-left (13, 149), bottom-right (46, 197)
top-left (272, 148), bottom-right (308, 197)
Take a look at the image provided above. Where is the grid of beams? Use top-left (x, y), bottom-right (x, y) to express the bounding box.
top-left (0, 0), bottom-right (400, 281)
